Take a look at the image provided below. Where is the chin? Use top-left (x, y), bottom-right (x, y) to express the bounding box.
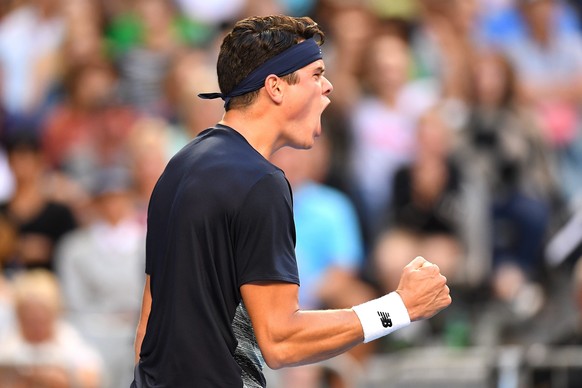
top-left (301, 140), bottom-right (316, 150)
top-left (299, 135), bottom-right (317, 150)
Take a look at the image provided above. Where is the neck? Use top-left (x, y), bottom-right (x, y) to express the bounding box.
top-left (219, 105), bottom-right (285, 159)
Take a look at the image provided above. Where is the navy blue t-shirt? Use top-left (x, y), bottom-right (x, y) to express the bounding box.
top-left (132, 124), bottom-right (299, 387)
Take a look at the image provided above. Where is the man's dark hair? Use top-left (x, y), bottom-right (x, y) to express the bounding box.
top-left (217, 15), bottom-right (325, 110)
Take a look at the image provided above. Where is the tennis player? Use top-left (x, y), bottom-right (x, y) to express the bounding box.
top-left (131, 15), bottom-right (451, 388)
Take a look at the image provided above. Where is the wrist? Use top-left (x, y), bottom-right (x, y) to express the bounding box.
top-left (352, 292), bottom-right (411, 343)
top-left (394, 289), bottom-right (418, 321)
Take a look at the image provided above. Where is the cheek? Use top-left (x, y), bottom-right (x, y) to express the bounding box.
top-left (291, 92), bottom-right (317, 119)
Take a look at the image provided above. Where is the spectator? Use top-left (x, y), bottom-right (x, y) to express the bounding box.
top-left (457, 49), bottom-right (557, 318)
top-left (41, 60), bottom-right (140, 200)
top-left (42, 60), bottom-right (123, 171)
top-left (410, 0), bottom-right (481, 102)
top-left (60, 0), bottom-right (108, 68)
top-left (162, 48), bottom-right (223, 139)
top-left (108, 0), bottom-right (196, 116)
top-left (498, 0), bottom-right (582, 206)
top-left (348, 31), bottom-right (439, 243)
top-left (0, 0), bottom-right (65, 132)
top-left (0, 133), bottom-right (77, 273)
top-left (373, 107), bottom-right (465, 296)
top-left (480, 0), bottom-right (580, 50)
top-left (0, 269), bottom-right (102, 388)
top-left (56, 166), bottom-right (145, 388)
top-left (316, 4), bottom-right (379, 196)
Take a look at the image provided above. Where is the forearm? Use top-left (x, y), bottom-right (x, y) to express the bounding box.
top-left (243, 259), bottom-right (450, 370)
top-left (265, 308), bottom-right (363, 368)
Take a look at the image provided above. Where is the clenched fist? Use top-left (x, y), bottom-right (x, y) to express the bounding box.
top-left (395, 256), bottom-right (452, 321)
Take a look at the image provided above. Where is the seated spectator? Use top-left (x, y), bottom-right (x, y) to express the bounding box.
top-left (0, 133), bottom-right (77, 273)
top-left (108, 0), bottom-right (195, 116)
top-left (457, 49), bottom-right (557, 318)
top-left (60, 0), bottom-right (108, 67)
top-left (0, 0), bottom-right (64, 132)
top-left (373, 107), bottom-right (464, 296)
top-left (163, 49), bottom-right (224, 139)
top-left (56, 166), bottom-right (145, 388)
top-left (348, 31), bottom-right (439, 243)
top-left (41, 60), bottom-right (138, 186)
top-left (0, 269), bottom-right (102, 388)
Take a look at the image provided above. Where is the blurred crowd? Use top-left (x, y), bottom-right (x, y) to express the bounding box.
top-left (0, 0), bottom-right (582, 387)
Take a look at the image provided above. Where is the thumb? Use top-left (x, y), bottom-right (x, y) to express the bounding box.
top-left (406, 256), bottom-right (427, 270)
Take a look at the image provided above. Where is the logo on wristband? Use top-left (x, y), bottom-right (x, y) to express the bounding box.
top-left (378, 311), bottom-right (393, 328)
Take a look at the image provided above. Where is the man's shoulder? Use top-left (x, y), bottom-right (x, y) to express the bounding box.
top-left (154, 126), bottom-right (284, 208)
top-left (175, 126), bottom-right (271, 168)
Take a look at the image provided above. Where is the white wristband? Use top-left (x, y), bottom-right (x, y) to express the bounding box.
top-left (352, 292), bottom-right (411, 343)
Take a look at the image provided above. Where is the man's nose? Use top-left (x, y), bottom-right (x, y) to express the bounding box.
top-left (322, 76), bottom-right (333, 96)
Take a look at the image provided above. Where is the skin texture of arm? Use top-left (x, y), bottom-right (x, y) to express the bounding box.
top-left (241, 281), bottom-right (364, 369)
top-left (242, 256), bottom-right (450, 370)
top-left (134, 275), bottom-right (152, 365)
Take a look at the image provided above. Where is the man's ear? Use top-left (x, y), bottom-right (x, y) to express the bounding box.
top-left (264, 74), bottom-right (284, 104)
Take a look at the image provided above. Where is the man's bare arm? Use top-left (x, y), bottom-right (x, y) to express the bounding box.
top-left (241, 256), bottom-right (451, 370)
top-left (134, 275), bottom-right (152, 365)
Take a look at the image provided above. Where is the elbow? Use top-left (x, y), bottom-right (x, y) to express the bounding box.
top-left (263, 356), bottom-right (285, 370)
top-left (260, 341), bottom-right (295, 370)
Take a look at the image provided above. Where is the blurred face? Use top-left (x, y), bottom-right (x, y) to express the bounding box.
top-left (17, 299), bottom-right (56, 344)
top-left (417, 111), bottom-right (451, 158)
top-left (137, 0), bottom-right (173, 34)
top-left (74, 67), bottom-right (115, 109)
top-left (369, 35), bottom-right (410, 94)
top-left (331, 7), bottom-right (375, 50)
top-left (132, 150), bottom-right (166, 196)
top-left (8, 148), bottom-right (44, 184)
top-left (281, 59), bottom-right (333, 149)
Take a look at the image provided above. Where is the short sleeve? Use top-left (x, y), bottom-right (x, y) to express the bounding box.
top-left (233, 172), bottom-right (299, 287)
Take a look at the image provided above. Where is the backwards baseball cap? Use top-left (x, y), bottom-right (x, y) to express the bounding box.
top-left (198, 38), bottom-right (322, 108)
